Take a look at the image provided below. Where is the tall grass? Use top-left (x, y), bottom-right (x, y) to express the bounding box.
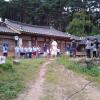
top-left (58, 56), bottom-right (100, 83)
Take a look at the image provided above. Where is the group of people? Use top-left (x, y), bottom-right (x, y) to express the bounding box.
top-left (85, 38), bottom-right (100, 58)
top-left (15, 45), bottom-right (41, 59)
top-left (14, 40), bottom-right (60, 59)
top-left (2, 38), bottom-right (100, 59)
top-left (2, 40), bottom-right (61, 59)
top-left (66, 39), bottom-right (77, 57)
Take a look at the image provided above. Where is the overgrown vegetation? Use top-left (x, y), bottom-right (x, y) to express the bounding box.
top-left (0, 61), bottom-right (13, 71)
top-left (0, 58), bottom-right (44, 100)
top-left (58, 56), bottom-right (100, 83)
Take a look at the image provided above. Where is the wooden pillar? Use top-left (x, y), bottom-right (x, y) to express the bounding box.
top-left (48, 38), bottom-right (51, 50)
top-left (60, 41), bottom-right (62, 52)
top-left (44, 37), bottom-right (46, 44)
top-left (65, 41), bottom-right (67, 51)
top-left (35, 36), bottom-right (37, 46)
top-left (31, 36), bottom-right (33, 46)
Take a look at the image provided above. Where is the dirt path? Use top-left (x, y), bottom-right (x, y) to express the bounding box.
top-left (41, 61), bottom-right (100, 100)
top-left (15, 59), bottom-right (100, 100)
top-left (15, 59), bottom-right (53, 100)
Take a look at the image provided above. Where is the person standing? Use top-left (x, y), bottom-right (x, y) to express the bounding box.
top-left (51, 40), bottom-right (58, 57)
top-left (57, 47), bottom-right (61, 57)
top-left (43, 44), bottom-right (48, 56)
top-left (15, 46), bottom-right (20, 59)
top-left (20, 46), bottom-right (24, 58)
top-left (85, 38), bottom-right (91, 58)
top-left (24, 46), bottom-right (28, 58)
top-left (36, 45), bottom-right (41, 58)
top-left (3, 45), bottom-right (8, 57)
top-left (33, 46), bottom-right (37, 58)
top-left (94, 39), bottom-right (100, 58)
top-left (28, 46), bottom-right (32, 58)
top-left (91, 42), bottom-right (97, 58)
top-left (71, 39), bottom-right (77, 57)
top-left (98, 43), bottom-right (100, 58)
top-left (66, 44), bottom-right (71, 56)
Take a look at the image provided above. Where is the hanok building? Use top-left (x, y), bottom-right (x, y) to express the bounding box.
top-left (0, 19), bottom-right (79, 57)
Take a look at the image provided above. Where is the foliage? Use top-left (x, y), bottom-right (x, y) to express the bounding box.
top-left (91, 25), bottom-right (100, 35)
top-left (67, 10), bottom-right (93, 36)
top-left (0, 61), bottom-right (12, 71)
top-left (0, 0), bottom-right (100, 34)
top-left (58, 56), bottom-right (100, 83)
top-left (0, 58), bottom-right (44, 100)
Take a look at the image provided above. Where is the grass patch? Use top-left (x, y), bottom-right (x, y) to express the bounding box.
top-left (0, 61), bottom-right (13, 71)
top-left (0, 58), bottom-right (44, 100)
top-left (45, 64), bottom-right (59, 84)
top-left (58, 56), bottom-right (100, 83)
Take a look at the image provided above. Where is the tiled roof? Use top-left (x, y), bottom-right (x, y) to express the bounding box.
top-left (5, 19), bottom-right (69, 38)
top-left (0, 19), bottom-right (81, 40)
top-left (0, 26), bottom-right (18, 34)
top-left (80, 35), bottom-right (100, 44)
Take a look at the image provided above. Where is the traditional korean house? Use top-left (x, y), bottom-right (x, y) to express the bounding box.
top-left (0, 19), bottom-right (76, 57)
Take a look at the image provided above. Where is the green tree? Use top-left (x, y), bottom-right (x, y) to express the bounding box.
top-left (67, 10), bottom-right (92, 36)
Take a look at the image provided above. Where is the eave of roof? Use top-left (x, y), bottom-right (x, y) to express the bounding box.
top-left (0, 26), bottom-right (18, 34)
top-left (5, 19), bottom-right (69, 38)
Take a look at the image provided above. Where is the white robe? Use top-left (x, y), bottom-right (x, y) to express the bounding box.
top-left (51, 40), bottom-right (58, 56)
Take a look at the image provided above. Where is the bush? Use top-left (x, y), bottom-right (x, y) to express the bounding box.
top-left (0, 62), bottom-right (13, 71)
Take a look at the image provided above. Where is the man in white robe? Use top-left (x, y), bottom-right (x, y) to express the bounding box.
top-left (51, 40), bottom-right (58, 56)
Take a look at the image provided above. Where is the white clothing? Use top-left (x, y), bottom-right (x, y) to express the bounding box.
top-left (86, 40), bottom-right (91, 49)
top-left (33, 47), bottom-right (37, 52)
top-left (57, 49), bottom-right (60, 53)
top-left (47, 49), bottom-right (49, 54)
top-left (51, 40), bottom-right (58, 47)
top-left (28, 47), bottom-right (32, 52)
top-left (15, 47), bottom-right (20, 53)
top-left (93, 44), bottom-right (97, 51)
top-left (51, 49), bottom-right (57, 56)
top-left (37, 47), bottom-right (41, 53)
top-left (51, 40), bottom-right (58, 56)
top-left (3, 46), bottom-right (8, 53)
top-left (15, 47), bottom-right (20, 59)
top-left (66, 51), bottom-right (70, 56)
top-left (20, 47), bottom-right (24, 53)
top-left (24, 47), bottom-right (28, 53)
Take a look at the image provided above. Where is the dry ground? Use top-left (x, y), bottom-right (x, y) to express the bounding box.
top-left (15, 58), bottom-right (100, 100)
